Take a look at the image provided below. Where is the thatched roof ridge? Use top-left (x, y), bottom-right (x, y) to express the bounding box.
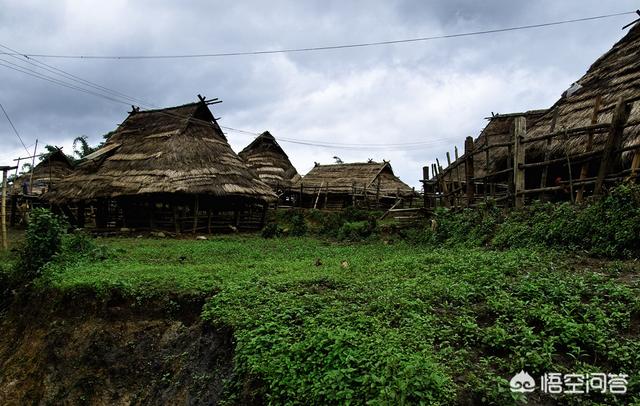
top-left (48, 100), bottom-right (276, 203)
top-left (11, 147), bottom-right (74, 195)
top-left (238, 131), bottom-right (301, 189)
top-left (524, 23), bottom-right (640, 161)
top-left (300, 161), bottom-right (415, 197)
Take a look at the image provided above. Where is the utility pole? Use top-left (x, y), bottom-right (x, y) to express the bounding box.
top-left (1, 165), bottom-right (18, 250)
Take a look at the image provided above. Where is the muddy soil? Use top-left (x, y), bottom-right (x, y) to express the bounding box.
top-left (0, 289), bottom-right (234, 405)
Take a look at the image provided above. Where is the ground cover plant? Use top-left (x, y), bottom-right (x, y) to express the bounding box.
top-left (34, 236), bottom-right (640, 405)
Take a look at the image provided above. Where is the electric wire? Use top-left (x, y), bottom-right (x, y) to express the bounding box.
top-left (0, 11), bottom-right (633, 60)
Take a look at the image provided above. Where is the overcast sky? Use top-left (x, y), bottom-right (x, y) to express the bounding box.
top-left (0, 1), bottom-right (638, 187)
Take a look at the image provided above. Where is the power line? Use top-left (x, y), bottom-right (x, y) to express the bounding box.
top-left (0, 54), bottom-right (448, 150)
top-left (0, 102), bottom-right (30, 155)
top-left (0, 59), bottom-right (132, 106)
top-left (0, 43), bottom-right (154, 107)
top-left (0, 11), bottom-right (635, 60)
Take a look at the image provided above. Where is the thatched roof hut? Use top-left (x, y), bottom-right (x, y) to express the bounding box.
top-left (238, 131), bottom-right (301, 190)
top-left (521, 22), bottom-right (640, 163)
top-left (48, 99), bottom-right (276, 231)
top-left (300, 161), bottom-right (415, 199)
top-left (438, 110), bottom-right (547, 182)
top-left (12, 147), bottom-right (74, 196)
top-left (50, 101), bottom-right (275, 203)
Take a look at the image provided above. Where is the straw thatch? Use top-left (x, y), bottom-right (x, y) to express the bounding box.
top-left (300, 161), bottom-right (415, 198)
top-left (238, 131), bottom-right (301, 190)
top-left (439, 110), bottom-right (547, 181)
top-left (12, 148), bottom-right (74, 196)
top-left (49, 101), bottom-right (276, 203)
top-left (524, 22), bottom-right (640, 162)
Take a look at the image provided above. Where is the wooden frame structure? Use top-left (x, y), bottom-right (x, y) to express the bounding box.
top-left (423, 96), bottom-right (640, 209)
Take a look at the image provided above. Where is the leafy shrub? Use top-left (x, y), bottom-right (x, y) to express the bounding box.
top-left (261, 223), bottom-right (281, 239)
top-left (408, 183), bottom-right (640, 258)
top-left (337, 220), bottom-right (376, 241)
top-left (18, 208), bottom-right (67, 279)
top-left (289, 211), bottom-right (307, 236)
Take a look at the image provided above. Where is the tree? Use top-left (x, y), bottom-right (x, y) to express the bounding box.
top-left (73, 136), bottom-right (97, 159)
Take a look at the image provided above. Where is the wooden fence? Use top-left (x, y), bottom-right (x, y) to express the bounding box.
top-left (422, 95), bottom-right (640, 209)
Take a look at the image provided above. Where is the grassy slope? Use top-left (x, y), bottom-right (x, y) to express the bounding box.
top-left (41, 237), bottom-right (639, 405)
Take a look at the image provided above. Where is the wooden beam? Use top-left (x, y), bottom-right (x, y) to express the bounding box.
top-left (513, 116), bottom-right (526, 208)
top-left (576, 95), bottom-right (602, 202)
top-left (595, 97), bottom-right (631, 195)
top-left (540, 108), bottom-right (559, 189)
top-left (464, 136), bottom-right (474, 206)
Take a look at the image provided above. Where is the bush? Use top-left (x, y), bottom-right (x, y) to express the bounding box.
top-left (289, 211), bottom-right (307, 237)
top-left (415, 183), bottom-right (640, 258)
top-left (336, 220), bottom-right (376, 241)
top-left (261, 223), bottom-right (281, 239)
top-left (18, 208), bottom-right (67, 279)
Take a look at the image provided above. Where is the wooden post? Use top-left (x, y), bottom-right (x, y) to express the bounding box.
top-left (513, 116), bottom-right (526, 208)
top-left (323, 183), bottom-right (329, 208)
top-left (595, 97), bottom-right (631, 195)
top-left (173, 202), bottom-right (180, 234)
top-left (540, 108), bottom-right (559, 189)
top-left (207, 209), bottom-right (212, 234)
top-left (576, 96), bottom-right (602, 202)
top-left (313, 182), bottom-right (324, 209)
top-left (1, 166), bottom-right (17, 250)
top-left (483, 134), bottom-right (489, 202)
top-left (351, 182), bottom-right (356, 206)
top-left (192, 195), bottom-right (199, 233)
top-left (375, 177), bottom-right (381, 208)
top-left (464, 137), bottom-right (475, 206)
top-left (422, 166), bottom-right (429, 208)
top-left (299, 183), bottom-right (304, 207)
top-left (28, 139), bottom-right (38, 198)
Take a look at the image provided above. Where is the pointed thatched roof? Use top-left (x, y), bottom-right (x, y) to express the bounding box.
top-left (238, 131), bottom-right (301, 190)
top-left (12, 147), bottom-right (75, 195)
top-left (524, 22), bottom-right (640, 161)
top-left (48, 100), bottom-right (276, 203)
top-left (299, 161), bottom-right (415, 197)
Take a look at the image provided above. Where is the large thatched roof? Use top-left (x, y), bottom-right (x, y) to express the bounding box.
top-left (524, 22), bottom-right (640, 161)
top-left (12, 148), bottom-right (74, 196)
top-left (299, 161), bottom-right (415, 197)
top-left (48, 100), bottom-right (276, 203)
top-left (438, 110), bottom-right (547, 181)
top-left (238, 131), bottom-right (301, 190)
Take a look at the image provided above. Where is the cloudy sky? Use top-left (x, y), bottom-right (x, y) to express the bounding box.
top-left (0, 1), bottom-right (638, 187)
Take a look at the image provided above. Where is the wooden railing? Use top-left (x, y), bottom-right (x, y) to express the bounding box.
top-left (422, 95), bottom-right (640, 209)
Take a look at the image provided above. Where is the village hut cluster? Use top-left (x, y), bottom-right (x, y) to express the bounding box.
top-left (4, 21), bottom-right (640, 232)
top-left (426, 21), bottom-right (640, 208)
top-left (6, 96), bottom-right (416, 232)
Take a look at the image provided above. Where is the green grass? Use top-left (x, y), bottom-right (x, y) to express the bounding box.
top-left (35, 236), bottom-right (640, 404)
